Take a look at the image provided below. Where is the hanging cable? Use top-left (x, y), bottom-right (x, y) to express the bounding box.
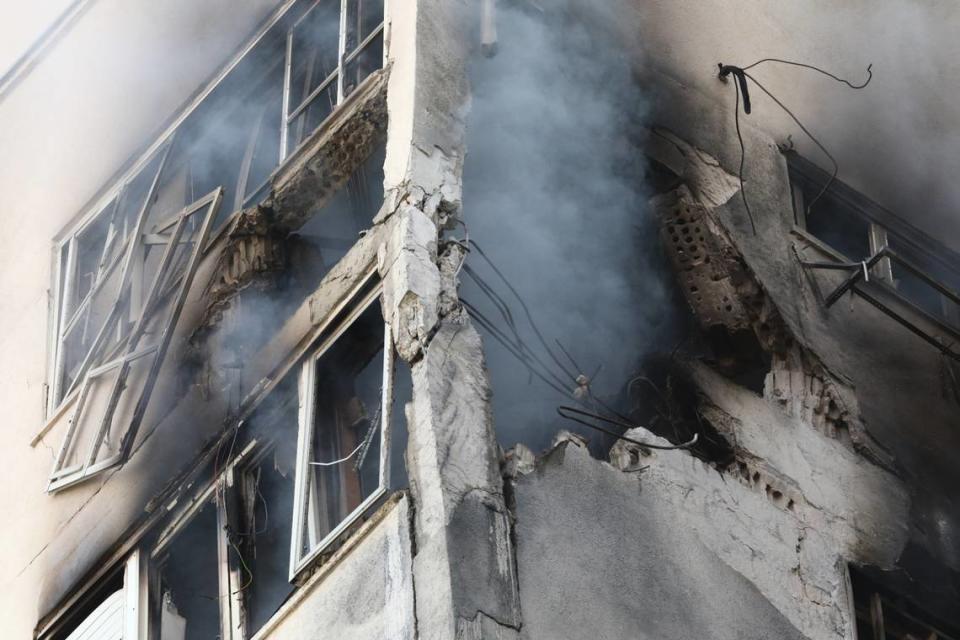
top-left (557, 406), bottom-right (699, 450)
top-left (717, 58), bottom-right (873, 234)
top-left (469, 239), bottom-right (580, 382)
top-left (460, 243), bottom-right (700, 449)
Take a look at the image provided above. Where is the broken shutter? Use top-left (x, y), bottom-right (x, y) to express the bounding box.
top-left (48, 188), bottom-right (223, 492)
top-left (63, 590), bottom-right (124, 640)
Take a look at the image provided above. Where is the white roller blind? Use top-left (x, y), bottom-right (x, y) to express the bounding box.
top-left (65, 589), bottom-right (124, 640)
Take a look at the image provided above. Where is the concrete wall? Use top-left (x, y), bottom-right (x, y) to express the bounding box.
top-left (256, 496), bottom-right (415, 640)
top-left (510, 419), bottom-right (905, 640)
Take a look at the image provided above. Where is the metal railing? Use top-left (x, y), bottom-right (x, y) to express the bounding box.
top-left (802, 246), bottom-right (960, 361)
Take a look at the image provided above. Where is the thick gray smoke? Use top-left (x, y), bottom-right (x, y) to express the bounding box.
top-left (462, 0), bottom-right (677, 453)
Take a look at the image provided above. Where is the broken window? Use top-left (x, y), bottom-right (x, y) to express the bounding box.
top-left (289, 280), bottom-right (393, 577)
top-left (48, 184), bottom-right (224, 492)
top-left (788, 151), bottom-right (960, 329)
top-left (152, 499), bottom-right (226, 640)
top-left (850, 565), bottom-right (960, 640)
top-left (42, 553), bottom-right (144, 640)
top-left (281, 0), bottom-right (384, 157)
top-left (48, 0), bottom-right (386, 423)
top-left (291, 141), bottom-right (386, 284)
top-left (235, 442), bottom-right (297, 632)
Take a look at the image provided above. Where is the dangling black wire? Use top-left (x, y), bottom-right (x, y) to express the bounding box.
top-left (469, 239), bottom-right (580, 383)
top-left (742, 58), bottom-right (873, 89)
top-left (717, 58), bottom-right (873, 234)
top-left (733, 74), bottom-right (756, 234)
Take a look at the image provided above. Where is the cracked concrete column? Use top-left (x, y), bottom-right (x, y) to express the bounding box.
top-left (379, 0), bottom-right (521, 638)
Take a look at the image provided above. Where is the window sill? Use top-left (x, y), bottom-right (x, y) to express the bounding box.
top-left (251, 491), bottom-right (406, 640)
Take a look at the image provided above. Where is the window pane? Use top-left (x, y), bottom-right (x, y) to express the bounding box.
top-left (344, 0), bottom-right (384, 55)
top-left (287, 82), bottom-right (337, 152)
top-left (289, 2), bottom-right (341, 112)
top-left (59, 366), bottom-right (117, 471)
top-left (243, 93), bottom-right (284, 208)
top-left (242, 444), bottom-right (296, 632)
top-left (889, 236), bottom-right (960, 326)
top-left (799, 183), bottom-right (871, 260)
top-left (300, 300), bottom-right (384, 559)
top-left (70, 202), bottom-right (116, 316)
top-left (157, 500), bottom-right (221, 640)
top-left (343, 30), bottom-right (382, 99)
top-left (389, 359), bottom-right (411, 491)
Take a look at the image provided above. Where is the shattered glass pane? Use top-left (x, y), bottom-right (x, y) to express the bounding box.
top-left (157, 500), bottom-right (221, 640)
top-left (58, 365), bottom-right (122, 475)
top-left (69, 200), bottom-right (115, 318)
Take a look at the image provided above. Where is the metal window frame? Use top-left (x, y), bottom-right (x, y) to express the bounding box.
top-left (288, 281), bottom-right (393, 580)
top-left (148, 469), bottom-right (250, 640)
top-left (280, 0), bottom-right (385, 159)
top-left (43, 0), bottom-right (307, 422)
top-left (787, 151), bottom-right (960, 333)
top-left (47, 188), bottom-right (223, 493)
top-left (49, 141), bottom-right (175, 415)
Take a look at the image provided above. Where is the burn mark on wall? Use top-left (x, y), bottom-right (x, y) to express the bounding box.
top-left (651, 155), bottom-right (896, 473)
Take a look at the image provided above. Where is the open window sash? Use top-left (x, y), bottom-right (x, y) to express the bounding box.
top-left (48, 188), bottom-right (223, 493)
top-left (288, 285), bottom-right (393, 579)
top-left (51, 143), bottom-right (175, 410)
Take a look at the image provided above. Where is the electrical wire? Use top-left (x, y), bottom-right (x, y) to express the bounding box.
top-left (733, 76), bottom-right (756, 234)
top-left (469, 239), bottom-right (580, 382)
top-left (556, 406), bottom-right (699, 450)
top-left (718, 58), bottom-right (873, 234)
top-left (741, 58), bottom-right (873, 88)
top-left (460, 247), bottom-right (699, 449)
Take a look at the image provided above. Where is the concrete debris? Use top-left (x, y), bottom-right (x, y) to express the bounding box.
top-left (648, 127), bottom-right (741, 209)
top-left (654, 177), bottom-right (898, 472)
top-left (195, 205), bottom-right (286, 333)
top-left (550, 429), bottom-right (589, 450)
top-left (656, 187), bottom-right (752, 331)
top-left (268, 72), bottom-right (389, 232)
top-left (501, 443), bottom-right (536, 479)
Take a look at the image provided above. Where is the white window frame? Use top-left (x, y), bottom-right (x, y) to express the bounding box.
top-left (280, 0), bottom-right (386, 159)
top-left (288, 281), bottom-right (393, 579)
top-left (48, 142), bottom-right (173, 417)
top-left (45, 0), bottom-right (388, 427)
top-left (47, 187), bottom-right (224, 492)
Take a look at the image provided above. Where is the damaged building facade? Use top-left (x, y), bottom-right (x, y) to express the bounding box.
top-left (1, 0), bottom-right (958, 638)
